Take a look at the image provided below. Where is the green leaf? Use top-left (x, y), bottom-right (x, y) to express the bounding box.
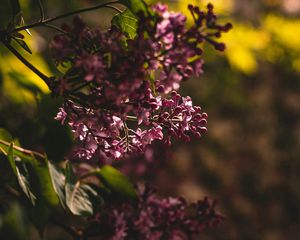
top-left (7, 146), bottom-right (36, 205)
top-left (48, 161), bottom-right (66, 208)
top-left (29, 156), bottom-right (60, 207)
top-left (112, 9), bottom-right (138, 39)
top-left (97, 165), bottom-right (137, 201)
top-left (0, 131), bottom-right (58, 208)
top-left (119, 0), bottom-right (148, 15)
top-left (12, 38), bottom-right (32, 54)
top-left (65, 164), bottom-right (103, 216)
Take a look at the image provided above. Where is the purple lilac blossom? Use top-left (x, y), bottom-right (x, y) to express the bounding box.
top-left (88, 185), bottom-right (225, 240)
top-left (50, 3), bottom-right (231, 164)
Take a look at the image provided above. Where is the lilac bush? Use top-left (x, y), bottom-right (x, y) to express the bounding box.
top-left (0, 1), bottom-right (231, 239)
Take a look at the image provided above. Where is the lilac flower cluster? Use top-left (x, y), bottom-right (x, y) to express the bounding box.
top-left (51, 3), bottom-right (231, 163)
top-left (89, 185), bottom-right (225, 240)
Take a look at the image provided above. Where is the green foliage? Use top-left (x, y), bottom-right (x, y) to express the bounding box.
top-left (48, 160), bottom-right (67, 208)
top-left (29, 156), bottom-right (60, 207)
top-left (7, 145), bottom-right (36, 205)
top-left (65, 163), bottom-right (103, 216)
top-left (0, 129), bottom-right (136, 218)
top-left (0, 128), bottom-right (137, 238)
top-left (112, 9), bottom-right (138, 39)
top-left (119, 0), bottom-right (148, 15)
top-left (97, 165), bottom-right (137, 201)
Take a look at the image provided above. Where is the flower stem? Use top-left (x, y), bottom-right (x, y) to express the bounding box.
top-left (12, 1), bottom-right (122, 33)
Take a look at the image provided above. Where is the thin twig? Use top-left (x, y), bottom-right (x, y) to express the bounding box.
top-left (12, 1), bottom-right (121, 33)
top-left (0, 40), bottom-right (51, 85)
top-left (44, 23), bottom-right (67, 34)
top-left (0, 139), bottom-right (45, 159)
top-left (37, 0), bottom-right (45, 22)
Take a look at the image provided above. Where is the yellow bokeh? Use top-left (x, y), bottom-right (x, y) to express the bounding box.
top-left (264, 14), bottom-right (300, 50)
top-left (222, 24), bottom-right (270, 74)
top-left (221, 14), bottom-right (300, 74)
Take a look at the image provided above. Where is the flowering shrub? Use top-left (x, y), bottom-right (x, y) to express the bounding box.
top-left (51, 3), bottom-right (231, 164)
top-left (0, 0), bottom-right (231, 239)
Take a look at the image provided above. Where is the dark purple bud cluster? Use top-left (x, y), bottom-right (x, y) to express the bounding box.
top-left (89, 185), bottom-right (225, 239)
top-left (51, 3), bottom-right (231, 164)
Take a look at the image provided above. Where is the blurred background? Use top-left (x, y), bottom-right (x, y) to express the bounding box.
top-left (0, 0), bottom-right (299, 239)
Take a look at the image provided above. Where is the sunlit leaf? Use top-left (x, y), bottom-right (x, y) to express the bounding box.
top-left (112, 9), bottom-right (138, 39)
top-left (119, 0), bottom-right (148, 15)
